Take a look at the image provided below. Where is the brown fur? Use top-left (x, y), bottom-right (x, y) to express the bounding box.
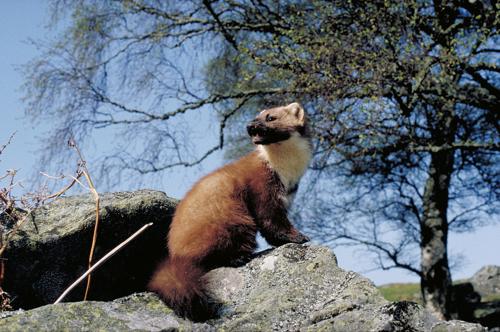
top-left (148, 103), bottom-right (311, 321)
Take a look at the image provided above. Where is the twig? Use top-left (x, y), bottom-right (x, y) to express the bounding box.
top-left (0, 134), bottom-right (83, 299)
top-left (42, 171), bottom-right (83, 201)
top-left (0, 287), bottom-right (12, 311)
top-left (53, 222), bottom-right (154, 304)
top-left (83, 174), bottom-right (99, 300)
top-left (0, 212), bottom-right (33, 258)
top-left (0, 172), bottom-right (82, 258)
top-left (0, 132), bottom-right (16, 156)
top-left (68, 139), bottom-right (100, 301)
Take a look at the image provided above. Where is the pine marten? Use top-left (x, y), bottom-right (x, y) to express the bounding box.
top-left (148, 102), bottom-right (312, 321)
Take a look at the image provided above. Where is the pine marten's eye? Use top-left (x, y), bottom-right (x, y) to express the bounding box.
top-left (265, 114), bottom-right (276, 122)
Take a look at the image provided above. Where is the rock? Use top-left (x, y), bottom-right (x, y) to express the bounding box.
top-left (0, 243), bottom-right (486, 331)
top-left (478, 309), bottom-right (500, 331)
top-left (3, 190), bottom-right (177, 309)
top-left (431, 320), bottom-right (486, 332)
top-left (0, 293), bottom-right (212, 332)
top-left (449, 283), bottom-right (481, 321)
top-left (470, 265), bottom-right (500, 297)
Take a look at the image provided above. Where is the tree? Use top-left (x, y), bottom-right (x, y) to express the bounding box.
top-left (24, 0), bottom-right (499, 319)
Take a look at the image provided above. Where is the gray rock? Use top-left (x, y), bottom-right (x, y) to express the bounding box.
top-left (470, 265), bottom-right (500, 297)
top-left (0, 293), bottom-right (213, 332)
top-left (0, 243), bottom-right (486, 331)
top-left (431, 320), bottom-right (486, 332)
top-left (3, 190), bottom-right (177, 309)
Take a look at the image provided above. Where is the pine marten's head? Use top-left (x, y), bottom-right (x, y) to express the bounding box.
top-left (246, 102), bottom-right (309, 145)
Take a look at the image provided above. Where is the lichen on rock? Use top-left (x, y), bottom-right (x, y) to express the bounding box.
top-left (0, 191), bottom-right (488, 331)
top-left (3, 190), bottom-right (177, 309)
top-left (1, 243), bottom-right (487, 331)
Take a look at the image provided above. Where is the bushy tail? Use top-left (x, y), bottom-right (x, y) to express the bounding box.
top-left (148, 257), bottom-right (218, 321)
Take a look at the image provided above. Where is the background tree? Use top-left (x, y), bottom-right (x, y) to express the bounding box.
top-left (24, 0), bottom-right (499, 319)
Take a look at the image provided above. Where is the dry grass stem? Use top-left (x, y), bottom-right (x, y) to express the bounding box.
top-left (68, 139), bottom-right (100, 301)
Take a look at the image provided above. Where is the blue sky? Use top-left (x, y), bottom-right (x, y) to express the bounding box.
top-left (1, 1), bottom-right (499, 286)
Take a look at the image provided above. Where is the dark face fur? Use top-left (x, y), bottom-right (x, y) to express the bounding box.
top-left (247, 102), bottom-right (307, 145)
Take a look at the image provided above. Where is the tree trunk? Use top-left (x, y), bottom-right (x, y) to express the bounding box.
top-left (420, 147), bottom-right (454, 320)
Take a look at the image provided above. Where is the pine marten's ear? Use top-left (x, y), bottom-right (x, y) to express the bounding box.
top-left (287, 102), bottom-right (305, 123)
